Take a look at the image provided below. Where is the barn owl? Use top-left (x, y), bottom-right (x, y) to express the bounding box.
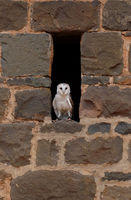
top-left (53, 83), bottom-right (73, 120)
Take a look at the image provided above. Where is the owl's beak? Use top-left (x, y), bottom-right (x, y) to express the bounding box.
top-left (62, 90), bottom-right (66, 95)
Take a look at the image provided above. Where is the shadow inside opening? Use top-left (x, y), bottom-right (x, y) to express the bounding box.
top-left (51, 35), bottom-right (81, 122)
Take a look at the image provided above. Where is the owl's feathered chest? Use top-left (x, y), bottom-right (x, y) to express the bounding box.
top-left (54, 94), bottom-right (72, 112)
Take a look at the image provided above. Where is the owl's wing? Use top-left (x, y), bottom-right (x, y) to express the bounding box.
top-left (52, 96), bottom-right (58, 117)
top-left (67, 95), bottom-right (73, 110)
top-left (70, 96), bottom-right (74, 114)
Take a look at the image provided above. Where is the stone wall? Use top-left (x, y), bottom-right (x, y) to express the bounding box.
top-left (0, 0), bottom-right (131, 199)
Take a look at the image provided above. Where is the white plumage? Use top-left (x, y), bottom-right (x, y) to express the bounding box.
top-left (53, 83), bottom-right (73, 120)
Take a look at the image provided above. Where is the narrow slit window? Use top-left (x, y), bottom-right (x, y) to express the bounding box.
top-left (51, 35), bottom-right (81, 122)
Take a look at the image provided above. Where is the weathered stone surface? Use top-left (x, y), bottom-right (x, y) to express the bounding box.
top-left (103, 172), bottom-right (131, 181)
top-left (115, 122), bottom-right (131, 135)
top-left (40, 120), bottom-right (83, 134)
top-left (0, 77), bottom-right (5, 84)
top-left (0, 170), bottom-right (11, 181)
top-left (101, 186), bottom-right (131, 200)
top-left (80, 86), bottom-right (131, 118)
top-left (81, 32), bottom-right (123, 75)
top-left (15, 89), bottom-right (51, 121)
top-left (0, 88), bottom-right (10, 120)
top-left (114, 76), bottom-right (131, 85)
top-left (0, 34), bottom-right (52, 77)
top-left (103, 0), bottom-right (131, 31)
top-left (65, 137), bottom-right (123, 164)
top-left (128, 142), bottom-right (131, 162)
top-left (0, 123), bottom-right (34, 167)
top-left (31, 1), bottom-right (100, 33)
top-left (82, 76), bottom-right (109, 85)
top-left (88, 122), bottom-right (111, 134)
top-left (11, 170), bottom-right (96, 200)
top-left (7, 77), bottom-right (51, 88)
top-left (124, 32), bottom-right (131, 37)
top-left (0, 0), bottom-right (27, 31)
top-left (36, 139), bottom-right (59, 166)
top-left (129, 45), bottom-right (131, 72)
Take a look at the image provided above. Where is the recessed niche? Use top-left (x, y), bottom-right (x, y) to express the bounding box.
top-left (51, 34), bottom-right (81, 122)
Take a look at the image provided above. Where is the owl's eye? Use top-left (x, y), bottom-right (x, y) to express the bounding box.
top-left (65, 87), bottom-right (67, 90)
top-left (60, 87), bottom-right (62, 90)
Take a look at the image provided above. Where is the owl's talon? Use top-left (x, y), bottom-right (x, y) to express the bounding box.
top-left (52, 119), bottom-right (58, 123)
top-left (68, 117), bottom-right (72, 121)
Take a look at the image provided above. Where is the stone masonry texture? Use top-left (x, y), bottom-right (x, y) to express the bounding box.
top-left (115, 122), bottom-right (131, 135)
top-left (80, 86), bottom-right (131, 118)
top-left (0, 0), bottom-right (27, 31)
top-left (101, 186), bottom-right (131, 200)
top-left (15, 89), bottom-right (51, 121)
top-left (7, 77), bottom-right (51, 88)
top-left (31, 1), bottom-right (100, 33)
top-left (11, 170), bottom-right (96, 200)
top-left (103, 172), bottom-right (131, 181)
top-left (0, 123), bottom-right (34, 167)
top-left (81, 32), bottom-right (123, 75)
top-left (36, 139), bottom-right (59, 166)
top-left (88, 122), bottom-right (111, 134)
top-left (65, 137), bottom-right (123, 164)
top-left (0, 0), bottom-right (131, 199)
top-left (0, 34), bottom-right (52, 77)
top-left (114, 76), bottom-right (131, 85)
top-left (0, 88), bottom-right (10, 120)
top-left (82, 76), bottom-right (109, 85)
top-left (103, 0), bottom-right (131, 31)
top-left (129, 45), bottom-right (131, 72)
top-left (128, 141), bottom-right (131, 162)
top-left (0, 170), bottom-right (11, 181)
top-left (40, 120), bottom-right (83, 134)
top-left (124, 32), bottom-right (131, 37)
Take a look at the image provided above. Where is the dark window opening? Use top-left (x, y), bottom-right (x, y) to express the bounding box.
top-left (51, 34), bottom-right (81, 122)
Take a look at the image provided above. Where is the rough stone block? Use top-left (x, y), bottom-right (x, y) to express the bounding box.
top-left (15, 89), bottom-right (51, 121)
top-left (88, 122), bottom-right (111, 134)
top-left (114, 76), bottom-right (131, 85)
top-left (80, 86), bottom-right (131, 118)
top-left (0, 123), bottom-right (34, 167)
top-left (11, 170), bottom-right (96, 200)
top-left (124, 32), bottom-right (131, 37)
top-left (65, 137), bottom-right (123, 164)
top-left (0, 88), bottom-right (10, 120)
top-left (0, 78), bottom-right (5, 84)
top-left (101, 186), bottom-right (131, 200)
top-left (81, 32), bottom-right (123, 75)
top-left (0, 34), bottom-right (52, 77)
top-left (103, 0), bottom-right (131, 31)
top-left (40, 120), bottom-right (83, 134)
top-left (128, 141), bottom-right (131, 162)
top-left (31, 1), bottom-right (100, 33)
top-left (0, 170), bottom-right (11, 181)
top-left (82, 76), bottom-right (109, 85)
top-left (7, 77), bottom-right (51, 88)
top-left (103, 172), bottom-right (131, 181)
top-left (36, 139), bottom-right (59, 166)
top-left (115, 122), bottom-right (131, 135)
top-left (129, 45), bottom-right (131, 72)
top-left (0, 0), bottom-right (27, 31)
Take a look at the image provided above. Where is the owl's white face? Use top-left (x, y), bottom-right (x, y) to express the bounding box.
top-left (57, 83), bottom-right (71, 96)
